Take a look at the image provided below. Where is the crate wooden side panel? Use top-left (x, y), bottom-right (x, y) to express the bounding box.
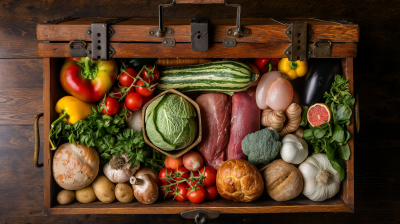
top-left (36, 18), bottom-right (359, 43)
top-left (38, 42), bottom-right (357, 58)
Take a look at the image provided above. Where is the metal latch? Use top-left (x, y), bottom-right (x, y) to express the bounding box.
top-left (191, 18), bottom-right (209, 52)
top-left (313, 39), bottom-right (332, 57)
top-left (86, 23), bottom-right (115, 61)
top-left (181, 209), bottom-right (220, 224)
top-left (283, 21), bottom-right (314, 61)
top-left (69, 40), bottom-right (87, 57)
top-left (223, 0), bottom-right (251, 47)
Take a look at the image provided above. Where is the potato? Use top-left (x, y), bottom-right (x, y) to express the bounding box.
top-left (57, 190), bottom-right (74, 205)
top-left (92, 175), bottom-right (115, 203)
top-left (75, 185), bottom-right (96, 203)
top-left (115, 183), bottom-right (134, 203)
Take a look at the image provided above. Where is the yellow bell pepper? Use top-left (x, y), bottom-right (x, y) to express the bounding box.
top-left (278, 58), bottom-right (308, 80)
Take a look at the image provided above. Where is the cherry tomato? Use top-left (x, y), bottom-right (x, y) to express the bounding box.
top-left (135, 80), bottom-right (155, 97)
top-left (160, 183), bottom-right (174, 198)
top-left (187, 184), bottom-right (206, 203)
top-left (111, 86), bottom-right (134, 100)
top-left (174, 183), bottom-right (188, 202)
top-left (119, 68), bottom-right (138, 87)
top-left (199, 166), bottom-right (217, 187)
top-left (204, 185), bottom-right (218, 200)
top-left (125, 92), bottom-right (143, 111)
top-left (173, 166), bottom-right (188, 181)
top-left (140, 65), bottom-right (159, 82)
top-left (186, 171), bottom-right (200, 186)
top-left (159, 167), bottom-right (174, 184)
top-left (142, 94), bottom-right (154, 105)
top-left (101, 97), bottom-right (119, 116)
top-left (164, 156), bottom-right (184, 170)
top-left (117, 102), bottom-right (131, 121)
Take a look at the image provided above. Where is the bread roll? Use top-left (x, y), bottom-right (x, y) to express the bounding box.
top-left (216, 159), bottom-right (264, 202)
top-left (263, 159), bottom-right (303, 201)
top-left (53, 143), bottom-right (100, 190)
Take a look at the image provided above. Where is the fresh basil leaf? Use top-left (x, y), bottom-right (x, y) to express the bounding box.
top-left (332, 124), bottom-right (345, 143)
top-left (336, 105), bottom-right (352, 123)
top-left (328, 154), bottom-right (346, 181)
top-left (338, 143), bottom-right (351, 160)
top-left (345, 130), bottom-right (351, 143)
top-left (313, 128), bottom-right (326, 139)
top-left (303, 129), bottom-right (314, 140)
top-left (300, 105), bottom-right (309, 127)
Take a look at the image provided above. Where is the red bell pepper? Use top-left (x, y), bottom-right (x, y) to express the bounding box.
top-left (254, 58), bottom-right (280, 74)
top-left (60, 57), bottom-right (118, 102)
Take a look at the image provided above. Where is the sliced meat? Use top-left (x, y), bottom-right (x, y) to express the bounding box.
top-left (227, 87), bottom-right (261, 160)
top-left (196, 93), bottom-right (231, 170)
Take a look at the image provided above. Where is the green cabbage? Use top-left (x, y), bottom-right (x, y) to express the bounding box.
top-left (145, 93), bottom-right (198, 151)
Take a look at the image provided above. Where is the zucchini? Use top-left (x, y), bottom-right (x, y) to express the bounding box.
top-left (156, 61), bottom-right (258, 92)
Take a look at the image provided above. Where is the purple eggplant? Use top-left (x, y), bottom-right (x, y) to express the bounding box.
top-left (301, 59), bottom-right (342, 106)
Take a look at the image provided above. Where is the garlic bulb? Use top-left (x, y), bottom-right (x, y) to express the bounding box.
top-left (103, 153), bottom-right (139, 183)
top-left (298, 154), bottom-right (341, 201)
top-left (280, 134), bottom-right (308, 164)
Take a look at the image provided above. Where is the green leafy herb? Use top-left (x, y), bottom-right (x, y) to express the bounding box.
top-left (300, 105), bottom-right (309, 127)
top-left (49, 107), bottom-right (166, 171)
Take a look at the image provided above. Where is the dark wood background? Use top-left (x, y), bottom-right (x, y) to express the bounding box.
top-left (1, 0), bottom-right (399, 223)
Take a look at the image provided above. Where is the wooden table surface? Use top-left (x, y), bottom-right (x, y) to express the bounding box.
top-left (0, 0), bottom-right (399, 223)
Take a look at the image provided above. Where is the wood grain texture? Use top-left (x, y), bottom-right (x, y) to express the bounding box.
top-left (37, 42), bottom-right (357, 58)
top-left (176, 0), bottom-right (224, 4)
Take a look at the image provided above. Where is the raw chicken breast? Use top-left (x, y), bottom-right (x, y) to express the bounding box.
top-left (196, 93), bottom-right (231, 170)
top-left (227, 87), bottom-right (261, 160)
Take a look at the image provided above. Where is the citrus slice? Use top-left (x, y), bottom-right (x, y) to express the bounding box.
top-left (307, 103), bottom-right (332, 127)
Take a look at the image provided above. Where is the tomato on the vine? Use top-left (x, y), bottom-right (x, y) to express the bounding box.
top-left (101, 97), bottom-right (119, 116)
top-left (135, 80), bottom-right (154, 97)
top-left (160, 183), bottom-right (174, 198)
top-left (186, 171), bottom-right (200, 186)
top-left (204, 185), bottom-right (218, 200)
top-left (159, 168), bottom-right (174, 184)
top-left (173, 183), bottom-right (188, 202)
top-left (117, 102), bottom-right (131, 121)
top-left (125, 92), bottom-right (142, 111)
top-left (187, 184), bottom-right (206, 204)
top-left (173, 166), bottom-right (188, 181)
top-left (111, 86), bottom-right (133, 100)
top-left (119, 68), bottom-right (138, 87)
top-left (140, 65), bottom-right (159, 82)
top-left (199, 166), bottom-right (216, 187)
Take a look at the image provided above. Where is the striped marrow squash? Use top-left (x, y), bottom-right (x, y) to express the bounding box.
top-left (156, 61), bottom-right (258, 92)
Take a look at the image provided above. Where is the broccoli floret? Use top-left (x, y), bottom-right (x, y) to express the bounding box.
top-left (241, 128), bottom-right (282, 165)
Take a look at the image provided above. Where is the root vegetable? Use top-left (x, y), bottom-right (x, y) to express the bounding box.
top-left (157, 58), bottom-right (213, 67)
top-left (261, 109), bottom-right (286, 131)
top-left (183, 151), bottom-right (204, 171)
top-left (115, 183), bottom-right (134, 203)
top-left (294, 127), bottom-right (304, 138)
top-left (75, 185), bottom-right (96, 203)
top-left (92, 175), bottom-right (115, 203)
top-left (57, 190), bottom-right (74, 205)
top-left (130, 169), bottom-right (159, 204)
top-left (279, 103), bottom-right (302, 137)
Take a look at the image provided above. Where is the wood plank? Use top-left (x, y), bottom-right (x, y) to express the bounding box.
top-left (0, 59), bottom-right (43, 125)
top-left (176, 0), bottom-right (224, 4)
top-left (37, 42), bottom-right (357, 58)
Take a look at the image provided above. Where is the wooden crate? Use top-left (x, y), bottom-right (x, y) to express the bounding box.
top-left (37, 14), bottom-right (357, 215)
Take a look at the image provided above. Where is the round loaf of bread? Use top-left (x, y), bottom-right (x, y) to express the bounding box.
top-left (216, 159), bottom-right (264, 202)
top-left (263, 159), bottom-right (303, 201)
top-left (53, 143), bottom-right (100, 190)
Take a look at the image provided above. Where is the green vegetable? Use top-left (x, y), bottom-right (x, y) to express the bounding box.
top-left (302, 75), bottom-right (354, 181)
top-left (300, 105), bottom-right (309, 127)
top-left (156, 61), bottom-right (257, 92)
top-left (241, 128), bottom-right (281, 165)
top-left (50, 107), bottom-right (165, 171)
top-left (145, 93), bottom-right (198, 151)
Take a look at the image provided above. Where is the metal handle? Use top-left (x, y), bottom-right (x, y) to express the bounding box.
top-left (355, 93), bottom-right (360, 133)
top-left (34, 113), bottom-right (44, 168)
top-left (195, 213), bottom-right (206, 224)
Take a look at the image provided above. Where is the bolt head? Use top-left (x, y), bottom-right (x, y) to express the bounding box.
top-left (286, 51), bottom-right (291, 55)
top-left (109, 51), bottom-right (112, 54)
top-left (150, 31), bottom-right (154, 35)
top-left (88, 50), bottom-right (92, 54)
top-left (227, 30), bottom-right (232, 35)
top-left (169, 30), bottom-right (173, 34)
top-left (164, 41), bottom-right (167, 44)
top-left (87, 30), bottom-right (91, 34)
top-left (287, 30), bottom-right (291, 34)
top-left (308, 51), bottom-right (312, 54)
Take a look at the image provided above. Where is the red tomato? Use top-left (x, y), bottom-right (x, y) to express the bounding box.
top-left (119, 68), bottom-right (138, 87)
top-left (125, 92), bottom-right (143, 111)
top-left (135, 80), bottom-right (155, 97)
top-left (159, 167), bottom-right (174, 184)
top-left (117, 102), bottom-right (131, 120)
top-left (140, 65), bottom-right (159, 82)
top-left (186, 171), bottom-right (200, 186)
top-left (142, 94), bottom-right (154, 105)
top-left (199, 166), bottom-right (216, 187)
top-left (204, 185), bottom-right (218, 200)
top-left (111, 86), bottom-right (135, 99)
top-left (101, 97), bottom-right (119, 116)
top-left (160, 183), bottom-right (174, 198)
top-left (187, 184), bottom-right (206, 203)
top-left (173, 166), bottom-right (188, 181)
top-left (174, 183), bottom-right (188, 202)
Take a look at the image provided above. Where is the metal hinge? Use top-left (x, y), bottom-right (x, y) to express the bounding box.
top-left (181, 209), bottom-right (220, 224)
top-left (283, 21), bottom-right (314, 61)
top-left (191, 18), bottom-right (209, 52)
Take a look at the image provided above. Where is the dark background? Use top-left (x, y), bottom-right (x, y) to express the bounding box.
top-left (0, 0), bottom-right (399, 223)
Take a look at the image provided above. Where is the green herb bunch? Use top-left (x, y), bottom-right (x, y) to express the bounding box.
top-left (301, 75), bottom-right (354, 180)
top-left (49, 107), bottom-right (165, 171)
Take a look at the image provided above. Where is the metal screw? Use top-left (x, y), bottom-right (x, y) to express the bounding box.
top-left (245, 30), bottom-right (250, 34)
top-left (109, 30), bottom-right (112, 34)
top-left (150, 31), bottom-right (154, 35)
top-left (169, 30), bottom-right (173, 34)
top-left (286, 30), bottom-right (291, 34)
top-left (87, 30), bottom-right (91, 34)
top-left (87, 50), bottom-right (92, 54)
top-left (308, 51), bottom-right (312, 54)
top-left (286, 51), bottom-right (291, 55)
top-left (171, 41), bottom-right (173, 44)
top-left (109, 51), bottom-right (112, 54)
top-left (164, 41), bottom-right (168, 44)
top-left (227, 30), bottom-right (232, 35)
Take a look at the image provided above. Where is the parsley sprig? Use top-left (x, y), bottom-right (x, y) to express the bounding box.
top-left (49, 107), bottom-right (165, 171)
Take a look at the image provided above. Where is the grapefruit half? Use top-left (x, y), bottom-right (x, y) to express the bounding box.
top-left (307, 103), bottom-right (332, 127)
